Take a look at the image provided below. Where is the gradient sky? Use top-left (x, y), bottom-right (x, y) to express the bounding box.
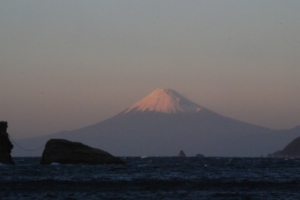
top-left (1, 1), bottom-right (300, 138)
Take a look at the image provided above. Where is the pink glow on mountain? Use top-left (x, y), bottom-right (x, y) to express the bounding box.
top-left (123, 88), bottom-right (202, 114)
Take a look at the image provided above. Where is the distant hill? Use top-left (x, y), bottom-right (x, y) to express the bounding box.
top-left (268, 126), bottom-right (300, 158)
top-left (13, 88), bottom-right (300, 157)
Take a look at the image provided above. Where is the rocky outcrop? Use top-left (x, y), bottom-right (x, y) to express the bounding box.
top-left (0, 121), bottom-right (14, 164)
top-left (195, 153), bottom-right (205, 158)
top-left (40, 139), bottom-right (125, 165)
top-left (268, 136), bottom-right (300, 158)
top-left (178, 150), bottom-right (186, 157)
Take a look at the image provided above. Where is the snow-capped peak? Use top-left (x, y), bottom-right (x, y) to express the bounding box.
top-left (123, 88), bottom-right (202, 114)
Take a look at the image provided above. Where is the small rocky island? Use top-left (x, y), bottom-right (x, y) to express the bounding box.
top-left (40, 139), bottom-right (125, 165)
top-left (0, 121), bottom-right (14, 164)
top-left (178, 150), bottom-right (186, 157)
top-left (195, 153), bottom-right (205, 158)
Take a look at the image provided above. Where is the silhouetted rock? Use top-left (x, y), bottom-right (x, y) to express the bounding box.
top-left (40, 139), bottom-right (125, 165)
top-left (268, 136), bottom-right (300, 158)
top-left (178, 150), bottom-right (186, 157)
top-left (195, 153), bottom-right (205, 158)
top-left (0, 121), bottom-right (14, 164)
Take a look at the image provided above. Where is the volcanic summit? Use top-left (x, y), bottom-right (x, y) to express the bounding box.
top-left (123, 88), bottom-right (202, 114)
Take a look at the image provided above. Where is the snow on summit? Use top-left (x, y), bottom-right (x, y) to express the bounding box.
top-left (123, 88), bottom-right (202, 114)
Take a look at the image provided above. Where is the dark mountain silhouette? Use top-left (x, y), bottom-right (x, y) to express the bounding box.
top-left (268, 126), bottom-right (300, 157)
top-left (276, 137), bottom-right (300, 157)
top-left (13, 88), bottom-right (300, 157)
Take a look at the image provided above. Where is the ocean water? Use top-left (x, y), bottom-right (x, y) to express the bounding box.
top-left (1, 157), bottom-right (300, 199)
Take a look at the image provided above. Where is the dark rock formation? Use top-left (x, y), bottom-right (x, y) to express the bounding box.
top-left (0, 121), bottom-right (14, 164)
top-left (195, 153), bottom-right (205, 158)
top-left (178, 150), bottom-right (186, 157)
top-left (40, 139), bottom-right (125, 165)
top-left (268, 136), bottom-right (300, 158)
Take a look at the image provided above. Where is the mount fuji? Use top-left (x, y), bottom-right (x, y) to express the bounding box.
top-left (14, 88), bottom-right (300, 157)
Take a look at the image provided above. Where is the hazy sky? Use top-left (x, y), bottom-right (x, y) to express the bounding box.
top-left (1, 1), bottom-right (300, 138)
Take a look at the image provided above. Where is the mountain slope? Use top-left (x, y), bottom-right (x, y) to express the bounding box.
top-left (13, 88), bottom-right (299, 157)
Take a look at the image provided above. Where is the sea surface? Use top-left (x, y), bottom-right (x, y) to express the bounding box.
top-left (1, 157), bottom-right (300, 199)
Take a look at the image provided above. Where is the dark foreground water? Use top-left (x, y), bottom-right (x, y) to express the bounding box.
top-left (1, 157), bottom-right (300, 199)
